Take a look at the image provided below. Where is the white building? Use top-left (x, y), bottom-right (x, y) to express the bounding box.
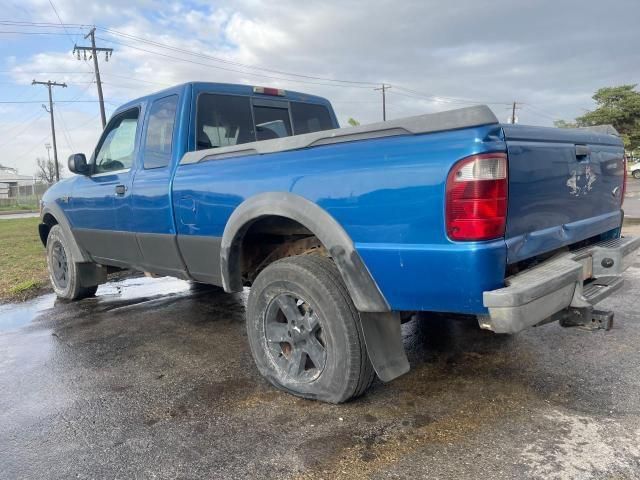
top-left (0, 167), bottom-right (33, 187)
top-left (0, 167), bottom-right (36, 199)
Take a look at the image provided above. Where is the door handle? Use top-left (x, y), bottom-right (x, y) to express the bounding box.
top-left (575, 144), bottom-right (591, 160)
top-left (115, 184), bottom-right (126, 196)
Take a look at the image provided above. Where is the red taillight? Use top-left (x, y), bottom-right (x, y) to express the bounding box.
top-left (446, 153), bottom-right (508, 241)
top-left (253, 86), bottom-right (286, 96)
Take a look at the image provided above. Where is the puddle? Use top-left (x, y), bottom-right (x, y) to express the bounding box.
top-left (0, 276), bottom-right (192, 333)
top-left (0, 294), bottom-right (56, 332)
top-left (95, 276), bottom-right (191, 301)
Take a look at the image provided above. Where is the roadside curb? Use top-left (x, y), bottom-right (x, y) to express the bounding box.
top-left (624, 217), bottom-right (640, 226)
top-left (0, 210), bottom-right (38, 216)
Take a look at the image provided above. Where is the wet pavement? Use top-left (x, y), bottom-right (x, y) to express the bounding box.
top-left (624, 178), bottom-right (640, 219)
top-left (2, 266), bottom-right (640, 479)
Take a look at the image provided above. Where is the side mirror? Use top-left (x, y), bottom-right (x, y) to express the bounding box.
top-left (68, 153), bottom-right (89, 175)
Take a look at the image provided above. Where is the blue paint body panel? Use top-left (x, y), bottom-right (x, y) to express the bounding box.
top-left (171, 124), bottom-right (508, 314)
top-left (502, 124), bottom-right (625, 264)
top-left (42, 82), bottom-right (625, 316)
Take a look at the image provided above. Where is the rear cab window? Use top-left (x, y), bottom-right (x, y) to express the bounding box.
top-left (194, 92), bottom-right (335, 151)
top-left (290, 102), bottom-right (335, 134)
top-left (143, 95), bottom-right (178, 169)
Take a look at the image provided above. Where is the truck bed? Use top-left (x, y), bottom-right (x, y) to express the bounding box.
top-left (180, 105), bottom-right (500, 164)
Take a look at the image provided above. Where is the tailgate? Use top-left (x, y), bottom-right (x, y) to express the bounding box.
top-left (503, 124), bottom-right (625, 264)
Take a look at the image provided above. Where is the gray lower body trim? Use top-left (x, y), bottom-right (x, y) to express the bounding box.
top-left (177, 235), bottom-right (223, 286)
top-left (137, 232), bottom-right (190, 279)
top-left (74, 228), bottom-right (143, 267)
top-left (73, 228), bottom-right (191, 280)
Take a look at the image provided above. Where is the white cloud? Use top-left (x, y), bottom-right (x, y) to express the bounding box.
top-left (1, 0), bottom-right (639, 176)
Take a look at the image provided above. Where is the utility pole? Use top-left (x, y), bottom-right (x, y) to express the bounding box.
top-left (374, 84), bottom-right (391, 121)
top-left (511, 101), bottom-right (517, 124)
top-left (45, 143), bottom-right (51, 163)
top-left (32, 80), bottom-right (67, 182)
top-left (74, 27), bottom-right (113, 128)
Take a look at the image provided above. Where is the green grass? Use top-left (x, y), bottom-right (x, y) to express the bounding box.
top-left (0, 217), bottom-right (49, 302)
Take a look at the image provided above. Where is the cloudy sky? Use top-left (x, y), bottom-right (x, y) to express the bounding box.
top-left (0, 0), bottom-right (638, 176)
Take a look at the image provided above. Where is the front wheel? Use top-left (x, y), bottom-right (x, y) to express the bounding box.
top-left (46, 225), bottom-right (98, 300)
top-left (633, 170), bottom-right (640, 179)
top-left (246, 255), bottom-right (375, 403)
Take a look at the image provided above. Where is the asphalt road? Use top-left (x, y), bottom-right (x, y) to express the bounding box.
top-left (0, 211), bottom-right (39, 220)
top-left (2, 241), bottom-right (640, 479)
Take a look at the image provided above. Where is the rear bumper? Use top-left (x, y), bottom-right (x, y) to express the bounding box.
top-left (480, 236), bottom-right (640, 333)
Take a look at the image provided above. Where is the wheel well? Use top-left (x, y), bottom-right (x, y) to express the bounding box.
top-left (38, 213), bottom-right (58, 246)
top-left (239, 216), bottom-right (327, 285)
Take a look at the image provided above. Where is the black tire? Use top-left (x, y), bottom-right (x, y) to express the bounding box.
top-left (246, 254), bottom-right (376, 403)
top-left (46, 225), bottom-right (98, 300)
top-left (633, 170), bottom-right (640, 180)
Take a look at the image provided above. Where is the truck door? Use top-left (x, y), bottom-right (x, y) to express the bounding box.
top-left (129, 93), bottom-right (189, 278)
top-left (69, 107), bottom-right (143, 266)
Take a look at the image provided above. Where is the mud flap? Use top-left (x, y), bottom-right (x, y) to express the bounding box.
top-left (359, 312), bottom-right (410, 382)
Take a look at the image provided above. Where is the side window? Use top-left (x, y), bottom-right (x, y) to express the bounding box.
top-left (290, 102), bottom-right (335, 134)
top-left (253, 105), bottom-right (292, 140)
top-left (144, 95), bottom-right (178, 169)
top-left (196, 94), bottom-right (254, 151)
top-left (94, 108), bottom-right (139, 174)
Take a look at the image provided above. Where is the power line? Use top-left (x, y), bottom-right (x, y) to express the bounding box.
top-left (0, 20), bottom-right (90, 28)
top-left (0, 30), bottom-right (82, 35)
top-left (0, 111), bottom-right (46, 149)
top-left (0, 19), bottom-right (531, 110)
top-left (0, 19), bottom-right (376, 88)
top-left (0, 70), bottom-right (94, 74)
top-left (55, 108), bottom-right (75, 152)
top-left (47, 0), bottom-right (73, 37)
top-left (523, 104), bottom-right (559, 122)
top-left (391, 85), bottom-right (513, 106)
top-left (97, 27), bottom-right (378, 87)
top-left (95, 35), bottom-right (375, 90)
top-left (0, 100), bottom-right (106, 103)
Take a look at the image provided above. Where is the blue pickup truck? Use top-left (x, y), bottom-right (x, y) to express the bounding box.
top-left (40, 82), bottom-right (639, 403)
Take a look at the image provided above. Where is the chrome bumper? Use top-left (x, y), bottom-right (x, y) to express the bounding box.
top-left (480, 236), bottom-right (640, 334)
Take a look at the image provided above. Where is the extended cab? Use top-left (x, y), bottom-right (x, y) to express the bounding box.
top-left (40, 82), bottom-right (639, 403)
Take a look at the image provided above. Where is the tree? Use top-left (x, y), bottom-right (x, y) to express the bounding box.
top-left (347, 117), bottom-right (360, 127)
top-left (553, 119), bottom-right (578, 129)
top-left (557, 85), bottom-right (640, 152)
top-left (36, 156), bottom-right (60, 184)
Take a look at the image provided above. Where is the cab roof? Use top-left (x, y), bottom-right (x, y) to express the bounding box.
top-left (114, 81), bottom-right (333, 115)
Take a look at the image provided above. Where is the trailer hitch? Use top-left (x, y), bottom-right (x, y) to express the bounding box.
top-left (558, 307), bottom-right (614, 331)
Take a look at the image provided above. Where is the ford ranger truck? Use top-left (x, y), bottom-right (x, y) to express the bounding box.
top-left (39, 82), bottom-right (639, 403)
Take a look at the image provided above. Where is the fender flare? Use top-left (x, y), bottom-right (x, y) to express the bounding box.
top-left (220, 192), bottom-right (390, 313)
top-left (40, 203), bottom-right (92, 263)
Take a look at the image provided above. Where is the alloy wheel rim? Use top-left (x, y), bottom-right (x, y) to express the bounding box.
top-left (51, 241), bottom-right (69, 289)
top-left (264, 293), bottom-right (327, 383)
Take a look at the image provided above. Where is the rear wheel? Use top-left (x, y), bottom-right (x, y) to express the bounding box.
top-left (46, 225), bottom-right (98, 300)
top-left (246, 255), bottom-right (375, 403)
top-left (633, 169), bottom-right (640, 179)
